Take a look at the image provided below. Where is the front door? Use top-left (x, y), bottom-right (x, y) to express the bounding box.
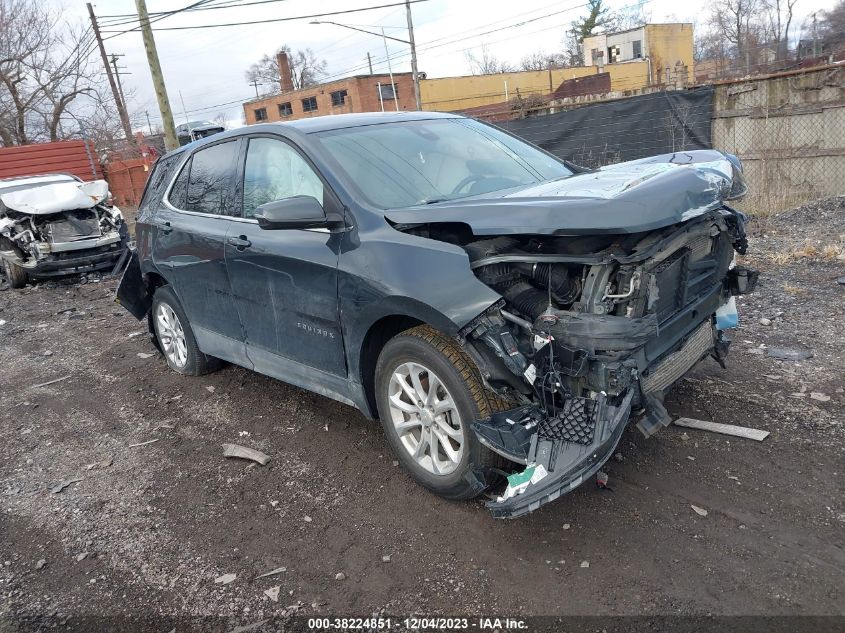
top-left (152, 138), bottom-right (247, 362)
top-left (225, 135), bottom-right (346, 376)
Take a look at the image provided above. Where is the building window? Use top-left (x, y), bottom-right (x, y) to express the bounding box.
top-left (278, 102), bottom-right (293, 117)
top-left (254, 107), bottom-right (267, 122)
top-left (330, 89), bottom-right (348, 107)
top-left (377, 83), bottom-right (397, 100)
top-left (301, 96), bottom-right (318, 112)
top-left (632, 40), bottom-right (642, 59)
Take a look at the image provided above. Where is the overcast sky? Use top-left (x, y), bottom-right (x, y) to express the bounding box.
top-left (61, 0), bottom-right (836, 131)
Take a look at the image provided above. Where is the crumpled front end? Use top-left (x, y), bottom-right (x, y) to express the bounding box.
top-left (457, 207), bottom-right (757, 518)
top-left (0, 180), bottom-right (128, 278)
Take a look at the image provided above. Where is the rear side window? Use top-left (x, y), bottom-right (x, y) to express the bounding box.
top-left (139, 154), bottom-right (180, 213)
top-left (168, 159), bottom-right (190, 209)
top-left (187, 140), bottom-right (239, 215)
top-left (167, 140), bottom-right (239, 215)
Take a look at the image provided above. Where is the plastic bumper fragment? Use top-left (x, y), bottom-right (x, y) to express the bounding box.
top-left (481, 389), bottom-right (633, 519)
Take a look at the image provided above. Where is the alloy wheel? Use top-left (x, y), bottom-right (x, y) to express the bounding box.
top-left (155, 302), bottom-right (188, 369)
top-left (387, 361), bottom-right (464, 475)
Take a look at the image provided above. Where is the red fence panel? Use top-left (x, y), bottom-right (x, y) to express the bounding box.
top-left (104, 158), bottom-right (152, 208)
top-left (0, 140), bottom-right (103, 181)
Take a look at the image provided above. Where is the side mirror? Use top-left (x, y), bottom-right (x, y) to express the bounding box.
top-left (254, 196), bottom-right (341, 230)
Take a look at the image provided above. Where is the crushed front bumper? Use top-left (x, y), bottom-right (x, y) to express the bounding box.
top-left (476, 390), bottom-right (633, 519)
top-left (474, 312), bottom-right (731, 519)
top-left (1, 232), bottom-right (127, 279)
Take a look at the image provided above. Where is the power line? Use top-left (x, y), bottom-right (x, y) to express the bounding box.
top-left (97, 0), bottom-right (293, 21)
top-left (318, 0), bottom-right (656, 84)
top-left (315, 3), bottom-right (587, 83)
top-left (102, 0), bottom-right (222, 41)
top-left (146, 4), bottom-right (583, 120)
top-left (100, 0), bottom-right (430, 34)
top-left (142, 0), bottom-right (656, 125)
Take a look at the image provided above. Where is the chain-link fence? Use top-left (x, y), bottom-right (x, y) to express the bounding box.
top-left (712, 65), bottom-right (845, 214)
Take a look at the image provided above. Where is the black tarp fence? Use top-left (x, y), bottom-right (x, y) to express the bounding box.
top-left (499, 87), bottom-right (714, 168)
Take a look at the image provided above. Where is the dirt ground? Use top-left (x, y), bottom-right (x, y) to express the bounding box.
top-left (0, 199), bottom-right (843, 632)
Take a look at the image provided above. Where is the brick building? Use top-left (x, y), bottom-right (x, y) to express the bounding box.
top-left (243, 51), bottom-right (415, 124)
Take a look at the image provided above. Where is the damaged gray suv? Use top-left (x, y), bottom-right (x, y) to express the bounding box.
top-left (118, 112), bottom-right (757, 518)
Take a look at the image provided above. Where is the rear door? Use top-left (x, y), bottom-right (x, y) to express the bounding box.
top-left (152, 138), bottom-right (247, 362)
top-left (225, 134), bottom-right (347, 376)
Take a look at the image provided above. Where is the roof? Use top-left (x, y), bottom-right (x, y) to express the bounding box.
top-left (277, 110), bottom-right (462, 133)
top-left (242, 72), bottom-right (414, 106)
top-left (585, 22), bottom-right (693, 39)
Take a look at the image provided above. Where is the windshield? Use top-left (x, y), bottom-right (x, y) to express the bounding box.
top-left (313, 118), bottom-right (572, 209)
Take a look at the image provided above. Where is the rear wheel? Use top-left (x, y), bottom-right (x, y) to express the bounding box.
top-left (1, 258), bottom-right (27, 289)
top-left (375, 325), bottom-right (510, 500)
top-left (151, 285), bottom-right (222, 376)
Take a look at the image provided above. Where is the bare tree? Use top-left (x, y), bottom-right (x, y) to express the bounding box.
top-left (0, 0), bottom-right (99, 146)
top-left (245, 45), bottom-right (327, 92)
top-left (562, 30), bottom-right (584, 66)
top-left (695, 23), bottom-right (731, 62)
top-left (68, 84), bottom-right (144, 155)
top-left (817, 0), bottom-right (845, 53)
top-left (607, 3), bottom-right (652, 32)
top-left (465, 44), bottom-right (514, 75)
top-left (707, 0), bottom-right (763, 72)
top-left (519, 51), bottom-right (568, 71)
top-left (762, 0), bottom-right (799, 59)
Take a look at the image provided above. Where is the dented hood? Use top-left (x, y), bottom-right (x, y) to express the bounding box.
top-left (385, 150), bottom-right (747, 236)
top-left (0, 180), bottom-right (109, 215)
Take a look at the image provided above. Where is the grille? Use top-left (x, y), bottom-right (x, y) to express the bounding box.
top-left (650, 249), bottom-right (687, 322)
top-left (644, 231), bottom-right (732, 324)
top-left (538, 397), bottom-right (596, 445)
top-left (640, 321), bottom-right (714, 393)
top-left (47, 210), bottom-right (99, 243)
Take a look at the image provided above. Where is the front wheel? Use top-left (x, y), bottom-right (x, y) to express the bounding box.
top-left (151, 285), bottom-right (222, 376)
top-left (2, 258), bottom-right (28, 289)
top-left (374, 325), bottom-right (509, 501)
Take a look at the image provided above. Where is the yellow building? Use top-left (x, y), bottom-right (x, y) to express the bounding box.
top-left (583, 23), bottom-right (694, 86)
top-left (420, 23), bottom-right (693, 113)
top-left (420, 63), bottom-right (650, 112)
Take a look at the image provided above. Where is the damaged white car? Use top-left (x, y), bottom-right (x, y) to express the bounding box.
top-left (0, 174), bottom-right (129, 287)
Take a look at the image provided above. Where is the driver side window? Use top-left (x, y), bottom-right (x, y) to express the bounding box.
top-left (242, 137), bottom-right (324, 218)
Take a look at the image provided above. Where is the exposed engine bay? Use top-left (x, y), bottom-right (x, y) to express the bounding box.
top-left (397, 206), bottom-right (758, 518)
top-left (0, 179), bottom-right (128, 280)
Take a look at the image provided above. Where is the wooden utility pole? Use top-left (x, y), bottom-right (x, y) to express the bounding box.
top-left (366, 52), bottom-right (373, 75)
top-left (405, 0), bottom-right (421, 110)
top-left (250, 79), bottom-right (261, 98)
top-left (87, 3), bottom-right (134, 144)
top-left (135, 0), bottom-right (178, 150)
top-left (110, 54), bottom-right (128, 113)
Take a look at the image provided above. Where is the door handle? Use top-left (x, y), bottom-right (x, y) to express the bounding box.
top-left (228, 235), bottom-right (252, 250)
top-left (161, 221), bottom-right (172, 234)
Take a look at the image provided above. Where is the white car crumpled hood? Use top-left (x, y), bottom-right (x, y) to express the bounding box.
top-left (0, 180), bottom-right (110, 215)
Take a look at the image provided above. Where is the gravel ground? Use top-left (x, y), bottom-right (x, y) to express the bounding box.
top-left (0, 198), bottom-right (843, 632)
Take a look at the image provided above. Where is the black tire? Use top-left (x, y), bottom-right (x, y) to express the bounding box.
top-left (2, 258), bottom-right (27, 289)
top-left (374, 325), bottom-right (510, 501)
top-left (151, 285), bottom-right (222, 376)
